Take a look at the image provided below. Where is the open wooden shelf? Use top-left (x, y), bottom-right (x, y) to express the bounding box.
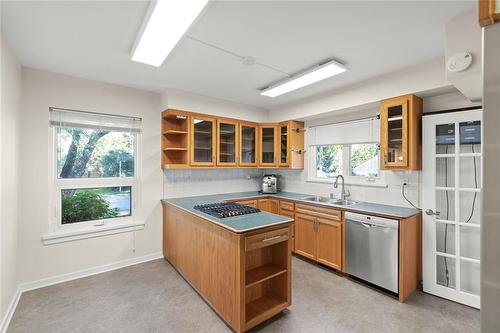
top-left (164, 130), bottom-right (188, 135)
top-left (246, 264), bottom-right (287, 288)
top-left (163, 147), bottom-right (188, 151)
top-left (245, 295), bottom-right (287, 327)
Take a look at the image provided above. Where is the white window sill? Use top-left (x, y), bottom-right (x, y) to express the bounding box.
top-left (42, 221), bottom-right (145, 245)
top-left (306, 178), bottom-right (388, 188)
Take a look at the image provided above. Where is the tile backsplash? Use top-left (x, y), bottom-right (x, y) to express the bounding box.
top-left (163, 168), bottom-right (263, 198)
top-left (163, 167), bottom-right (420, 209)
top-left (274, 169), bottom-right (421, 208)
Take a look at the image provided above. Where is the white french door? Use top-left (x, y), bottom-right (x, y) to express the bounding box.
top-left (422, 110), bottom-right (482, 308)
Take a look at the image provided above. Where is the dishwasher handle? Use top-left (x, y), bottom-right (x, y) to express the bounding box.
top-left (346, 213), bottom-right (399, 230)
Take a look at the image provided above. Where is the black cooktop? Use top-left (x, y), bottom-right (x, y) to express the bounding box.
top-left (194, 202), bottom-right (260, 219)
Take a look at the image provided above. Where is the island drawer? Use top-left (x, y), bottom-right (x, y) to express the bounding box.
top-left (245, 227), bottom-right (289, 252)
top-left (295, 203), bottom-right (342, 221)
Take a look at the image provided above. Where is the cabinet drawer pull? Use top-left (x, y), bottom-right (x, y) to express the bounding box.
top-left (262, 235), bottom-right (281, 242)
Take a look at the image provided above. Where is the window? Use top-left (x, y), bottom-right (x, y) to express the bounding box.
top-left (313, 143), bottom-right (379, 182)
top-left (350, 143), bottom-right (379, 177)
top-left (315, 145), bottom-right (343, 179)
top-left (307, 117), bottom-right (383, 186)
top-left (46, 108), bottom-right (142, 244)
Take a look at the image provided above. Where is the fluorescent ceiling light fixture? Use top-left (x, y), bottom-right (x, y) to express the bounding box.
top-left (132, 0), bottom-right (209, 67)
top-left (261, 60), bottom-right (347, 98)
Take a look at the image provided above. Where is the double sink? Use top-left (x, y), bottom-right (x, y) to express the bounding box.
top-left (300, 195), bottom-right (357, 206)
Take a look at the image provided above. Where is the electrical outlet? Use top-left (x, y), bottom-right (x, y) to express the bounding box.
top-left (402, 178), bottom-right (409, 186)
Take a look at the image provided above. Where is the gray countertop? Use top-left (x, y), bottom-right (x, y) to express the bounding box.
top-left (162, 191), bottom-right (421, 233)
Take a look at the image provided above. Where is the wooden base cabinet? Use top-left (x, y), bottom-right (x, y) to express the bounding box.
top-left (162, 202), bottom-right (291, 333)
top-left (258, 198), bottom-right (279, 214)
top-left (294, 204), bottom-right (344, 271)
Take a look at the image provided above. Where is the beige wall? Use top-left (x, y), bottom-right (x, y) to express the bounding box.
top-left (0, 35), bottom-right (22, 322)
top-left (481, 22), bottom-right (500, 332)
top-left (17, 68), bottom-right (163, 284)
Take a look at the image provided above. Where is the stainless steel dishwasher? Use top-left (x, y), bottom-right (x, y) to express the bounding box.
top-left (345, 212), bottom-right (399, 293)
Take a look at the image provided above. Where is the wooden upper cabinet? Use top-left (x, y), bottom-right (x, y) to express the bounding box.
top-left (380, 94), bottom-right (422, 170)
top-left (239, 121), bottom-right (258, 167)
top-left (279, 120), bottom-right (305, 169)
top-left (161, 109), bottom-right (305, 169)
top-left (190, 116), bottom-right (216, 166)
top-left (161, 110), bottom-right (190, 168)
top-left (216, 119), bottom-right (238, 166)
top-left (479, 0), bottom-right (500, 27)
top-left (259, 124), bottom-right (278, 167)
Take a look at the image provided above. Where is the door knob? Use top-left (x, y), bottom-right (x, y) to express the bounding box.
top-left (425, 209), bottom-right (440, 216)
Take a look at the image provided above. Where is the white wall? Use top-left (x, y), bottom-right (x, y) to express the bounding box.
top-left (268, 59), bottom-right (451, 122)
top-left (275, 105), bottom-right (420, 207)
top-left (17, 68), bottom-right (163, 284)
top-left (161, 88), bottom-right (269, 123)
top-left (274, 90), bottom-right (479, 208)
top-left (0, 34), bottom-right (21, 324)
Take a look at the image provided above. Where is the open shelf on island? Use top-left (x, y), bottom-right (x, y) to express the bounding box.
top-left (246, 264), bottom-right (287, 288)
top-left (244, 232), bottom-right (289, 329)
top-left (245, 294), bottom-right (288, 327)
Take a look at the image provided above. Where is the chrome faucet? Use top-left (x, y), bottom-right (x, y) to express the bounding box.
top-left (334, 175), bottom-right (347, 202)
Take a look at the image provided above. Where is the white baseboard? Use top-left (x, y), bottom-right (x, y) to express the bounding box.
top-left (0, 286), bottom-right (21, 333)
top-left (0, 252), bottom-right (163, 332)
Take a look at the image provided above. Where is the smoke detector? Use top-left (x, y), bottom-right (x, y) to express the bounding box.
top-left (447, 52), bottom-right (473, 73)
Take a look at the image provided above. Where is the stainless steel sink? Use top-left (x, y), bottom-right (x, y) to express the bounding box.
top-left (300, 196), bottom-right (357, 206)
top-left (300, 195), bottom-right (331, 203)
top-left (329, 199), bottom-right (357, 206)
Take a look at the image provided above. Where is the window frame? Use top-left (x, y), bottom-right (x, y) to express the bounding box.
top-left (45, 125), bottom-right (143, 244)
top-left (308, 142), bottom-right (386, 187)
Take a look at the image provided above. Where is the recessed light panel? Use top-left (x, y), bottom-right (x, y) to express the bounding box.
top-left (261, 60), bottom-right (347, 98)
top-left (132, 0), bottom-right (209, 67)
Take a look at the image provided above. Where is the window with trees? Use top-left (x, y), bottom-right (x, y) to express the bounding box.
top-left (312, 143), bottom-right (380, 181)
top-left (49, 108), bottom-right (141, 231)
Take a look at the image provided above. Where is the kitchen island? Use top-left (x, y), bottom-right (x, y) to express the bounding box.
top-left (162, 197), bottom-right (293, 333)
top-left (163, 191), bottom-right (421, 319)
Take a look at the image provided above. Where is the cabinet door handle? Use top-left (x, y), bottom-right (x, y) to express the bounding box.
top-left (262, 235), bottom-right (281, 242)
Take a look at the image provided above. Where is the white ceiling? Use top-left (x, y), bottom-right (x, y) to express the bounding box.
top-left (1, 1), bottom-right (475, 109)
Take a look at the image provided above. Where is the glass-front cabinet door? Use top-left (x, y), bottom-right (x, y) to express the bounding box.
top-left (216, 119), bottom-right (238, 166)
top-left (259, 125), bottom-right (277, 167)
top-left (279, 122), bottom-right (289, 167)
top-left (190, 116), bottom-right (215, 166)
top-left (380, 96), bottom-right (409, 168)
top-left (239, 122), bottom-right (257, 167)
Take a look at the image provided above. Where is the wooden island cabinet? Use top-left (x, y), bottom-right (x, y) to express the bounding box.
top-left (162, 201), bottom-right (292, 333)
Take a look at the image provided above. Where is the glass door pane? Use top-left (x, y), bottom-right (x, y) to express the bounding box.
top-left (386, 105), bottom-right (404, 163)
top-left (261, 127), bottom-right (275, 164)
top-left (280, 125), bottom-right (288, 165)
top-left (218, 122), bottom-right (236, 164)
top-left (241, 125), bottom-right (256, 164)
top-left (193, 118), bottom-right (213, 163)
